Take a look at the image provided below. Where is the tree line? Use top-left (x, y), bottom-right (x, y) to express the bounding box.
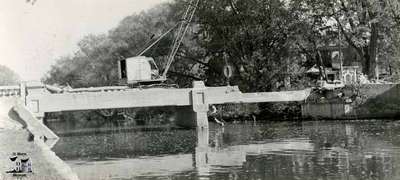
top-left (0, 65), bottom-right (20, 86)
top-left (43, 0), bottom-right (400, 91)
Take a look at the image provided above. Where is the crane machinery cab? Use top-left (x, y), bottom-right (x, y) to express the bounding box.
top-left (117, 0), bottom-right (199, 88)
top-left (118, 56), bottom-right (166, 86)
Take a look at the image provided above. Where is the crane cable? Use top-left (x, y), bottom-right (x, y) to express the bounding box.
top-left (136, 22), bottom-right (181, 56)
top-left (162, 0), bottom-right (200, 78)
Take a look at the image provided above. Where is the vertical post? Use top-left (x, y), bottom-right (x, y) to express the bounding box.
top-left (191, 81), bottom-right (209, 129)
top-left (19, 82), bottom-right (26, 105)
top-left (375, 56), bottom-right (379, 80)
top-left (339, 26), bottom-right (343, 81)
top-left (195, 128), bottom-right (210, 177)
top-left (175, 81), bottom-right (209, 129)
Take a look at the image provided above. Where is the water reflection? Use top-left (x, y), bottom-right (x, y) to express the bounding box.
top-left (195, 127), bottom-right (315, 180)
top-left (50, 120), bottom-right (400, 180)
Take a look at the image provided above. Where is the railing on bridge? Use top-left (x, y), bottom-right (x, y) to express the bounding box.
top-left (0, 85), bottom-right (21, 97)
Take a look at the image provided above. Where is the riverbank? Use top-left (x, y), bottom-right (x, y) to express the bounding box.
top-left (0, 129), bottom-right (68, 180)
top-left (0, 97), bottom-right (78, 180)
top-left (302, 83), bottom-right (400, 119)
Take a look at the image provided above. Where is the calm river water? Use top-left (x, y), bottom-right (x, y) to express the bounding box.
top-left (48, 120), bottom-right (400, 180)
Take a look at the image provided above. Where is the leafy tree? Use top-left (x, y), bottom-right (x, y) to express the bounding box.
top-left (290, 0), bottom-right (400, 79)
top-left (44, 34), bottom-right (127, 87)
top-left (44, 3), bottom-right (204, 88)
top-left (0, 65), bottom-right (20, 85)
top-left (191, 0), bottom-right (304, 91)
top-left (108, 3), bottom-right (198, 87)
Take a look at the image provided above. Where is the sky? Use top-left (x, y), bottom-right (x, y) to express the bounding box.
top-left (0, 0), bottom-right (167, 81)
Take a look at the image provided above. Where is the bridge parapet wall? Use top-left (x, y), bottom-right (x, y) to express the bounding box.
top-left (0, 85), bottom-right (21, 97)
top-left (12, 101), bottom-right (59, 148)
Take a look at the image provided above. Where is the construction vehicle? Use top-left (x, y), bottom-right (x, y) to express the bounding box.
top-left (118, 0), bottom-right (200, 88)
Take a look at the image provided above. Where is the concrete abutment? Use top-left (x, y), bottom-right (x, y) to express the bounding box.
top-left (175, 81), bottom-right (209, 129)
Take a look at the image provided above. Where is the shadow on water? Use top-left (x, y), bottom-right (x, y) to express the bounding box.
top-left (50, 120), bottom-right (400, 180)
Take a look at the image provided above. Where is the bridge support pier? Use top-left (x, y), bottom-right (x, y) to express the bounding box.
top-left (195, 128), bottom-right (210, 176)
top-left (175, 81), bottom-right (209, 129)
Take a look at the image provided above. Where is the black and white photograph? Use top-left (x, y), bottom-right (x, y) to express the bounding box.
top-left (1, 0), bottom-right (400, 179)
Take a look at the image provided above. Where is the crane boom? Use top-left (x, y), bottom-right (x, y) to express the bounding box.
top-left (136, 23), bottom-right (180, 56)
top-left (117, 0), bottom-right (200, 87)
top-left (162, 0), bottom-right (200, 78)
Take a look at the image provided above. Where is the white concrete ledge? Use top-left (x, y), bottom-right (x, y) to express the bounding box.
top-left (35, 138), bottom-right (80, 180)
top-left (12, 100), bottom-right (59, 148)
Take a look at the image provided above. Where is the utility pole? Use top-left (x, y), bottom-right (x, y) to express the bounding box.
top-left (335, 6), bottom-right (343, 82)
top-left (339, 26), bottom-right (343, 81)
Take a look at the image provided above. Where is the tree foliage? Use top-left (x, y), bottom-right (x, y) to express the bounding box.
top-left (192, 0), bottom-right (304, 91)
top-left (0, 65), bottom-right (20, 86)
top-left (290, 0), bottom-right (400, 79)
top-left (44, 0), bottom-right (400, 88)
top-left (44, 4), bottom-right (170, 87)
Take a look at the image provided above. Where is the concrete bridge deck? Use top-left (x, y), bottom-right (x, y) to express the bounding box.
top-left (1, 81), bottom-right (311, 128)
top-left (27, 86), bottom-right (310, 112)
